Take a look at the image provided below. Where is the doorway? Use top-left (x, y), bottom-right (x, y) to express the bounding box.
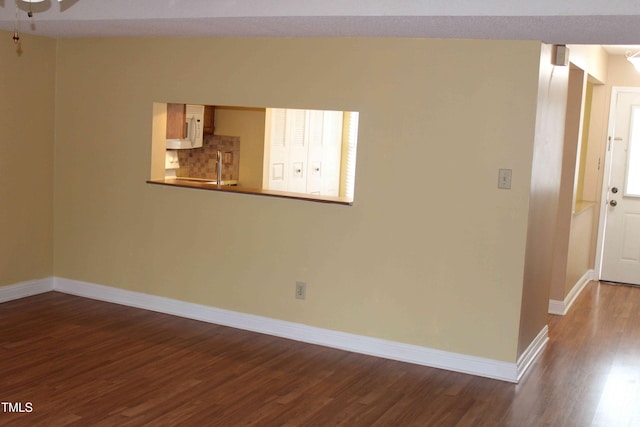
top-left (597, 87), bottom-right (640, 286)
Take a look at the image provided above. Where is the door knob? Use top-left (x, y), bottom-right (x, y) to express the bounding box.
top-left (610, 200), bottom-right (618, 207)
top-left (612, 187), bottom-right (619, 194)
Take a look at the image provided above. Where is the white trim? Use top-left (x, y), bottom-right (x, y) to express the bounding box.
top-left (547, 299), bottom-right (565, 315)
top-left (517, 325), bottom-right (548, 382)
top-left (0, 277), bottom-right (54, 303)
top-left (548, 269), bottom-right (595, 315)
top-left (53, 277), bottom-right (526, 383)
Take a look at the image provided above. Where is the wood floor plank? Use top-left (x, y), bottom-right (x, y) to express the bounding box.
top-left (2, 283), bottom-right (640, 425)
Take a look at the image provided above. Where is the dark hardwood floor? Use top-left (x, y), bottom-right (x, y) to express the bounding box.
top-left (1, 281), bottom-right (640, 426)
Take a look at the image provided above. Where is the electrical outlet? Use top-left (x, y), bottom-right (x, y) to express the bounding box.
top-left (295, 281), bottom-right (307, 300)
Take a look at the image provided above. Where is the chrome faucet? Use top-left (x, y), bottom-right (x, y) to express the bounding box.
top-left (216, 150), bottom-right (222, 186)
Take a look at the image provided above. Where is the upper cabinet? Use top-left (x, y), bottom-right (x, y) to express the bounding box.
top-left (203, 105), bottom-right (215, 135)
top-left (166, 103), bottom-right (186, 139)
top-left (167, 104), bottom-right (214, 138)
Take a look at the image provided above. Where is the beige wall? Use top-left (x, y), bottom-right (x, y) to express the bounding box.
top-left (519, 43), bottom-right (568, 356)
top-left (575, 81), bottom-right (593, 203)
top-left (213, 106), bottom-right (265, 189)
top-left (549, 66), bottom-right (585, 302)
top-left (565, 205), bottom-right (596, 296)
top-left (567, 45), bottom-right (608, 84)
top-left (52, 37), bottom-right (543, 363)
top-left (605, 55), bottom-right (640, 87)
top-left (0, 32), bottom-right (55, 287)
top-left (584, 84), bottom-right (609, 204)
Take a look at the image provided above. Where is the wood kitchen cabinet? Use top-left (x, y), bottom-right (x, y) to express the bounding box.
top-left (166, 103), bottom-right (186, 139)
top-left (203, 105), bottom-right (215, 135)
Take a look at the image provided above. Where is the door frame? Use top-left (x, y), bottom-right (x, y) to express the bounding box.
top-left (594, 86), bottom-right (640, 278)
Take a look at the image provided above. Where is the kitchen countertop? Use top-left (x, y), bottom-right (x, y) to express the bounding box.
top-left (147, 178), bottom-right (353, 206)
top-left (167, 177), bottom-right (240, 186)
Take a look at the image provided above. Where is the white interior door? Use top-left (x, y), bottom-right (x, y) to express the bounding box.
top-left (600, 90), bottom-right (640, 285)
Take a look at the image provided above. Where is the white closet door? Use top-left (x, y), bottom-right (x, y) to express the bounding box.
top-left (267, 108), bottom-right (288, 191)
top-left (319, 111), bottom-right (343, 196)
top-left (287, 109), bottom-right (309, 194)
top-left (265, 108), bottom-right (344, 197)
top-left (306, 110), bottom-right (326, 195)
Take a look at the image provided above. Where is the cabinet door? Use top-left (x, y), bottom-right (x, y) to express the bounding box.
top-left (203, 105), bottom-right (215, 135)
top-left (166, 103), bottom-right (186, 139)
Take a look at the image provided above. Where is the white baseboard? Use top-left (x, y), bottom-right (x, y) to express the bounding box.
top-left (0, 277), bottom-right (53, 303)
top-left (516, 325), bottom-right (548, 382)
top-left (548, 269), bottom-right (594, 315)
top-left (0, 276), bottom-right (542, 383)
top-left (52, 277), bottom-right (522, 382)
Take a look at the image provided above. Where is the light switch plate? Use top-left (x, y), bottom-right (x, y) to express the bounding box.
top-left (295, 281), bottom-right (307, 300)
top-left (498, 169), bottom-right (512, 189)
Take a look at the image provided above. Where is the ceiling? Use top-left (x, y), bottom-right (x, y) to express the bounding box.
top-left (1, 0), bottom-right (640, 48)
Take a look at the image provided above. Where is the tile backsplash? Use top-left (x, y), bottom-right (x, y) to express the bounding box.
top-left (176, 135), bottom-right (240, 181)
